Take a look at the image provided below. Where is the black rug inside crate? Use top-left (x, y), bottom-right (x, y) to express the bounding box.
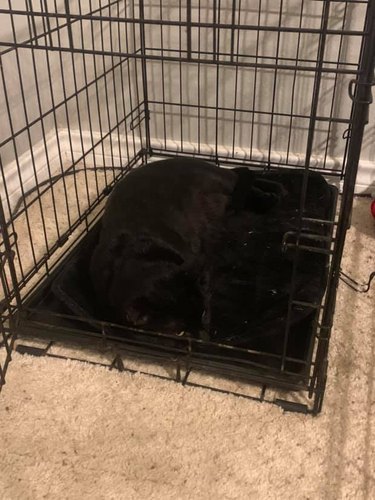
top-left (24, 166), bottom-right (337, 377)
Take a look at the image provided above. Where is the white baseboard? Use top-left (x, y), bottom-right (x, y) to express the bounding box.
top-left (0, 132), bottom-right (62, 219)
top-left (354, 161), bottom-right (375, 195)
top-left (148, 138), bottom-right (375, 195)
top-left (1, 129), bottom-right (374, 219)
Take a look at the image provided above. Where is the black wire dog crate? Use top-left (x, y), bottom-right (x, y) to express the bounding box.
top-left (0, 0), bottom-right (374, 414)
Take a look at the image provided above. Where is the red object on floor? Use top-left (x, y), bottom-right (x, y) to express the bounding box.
top-left (371, 199), bottom-right (375, 218)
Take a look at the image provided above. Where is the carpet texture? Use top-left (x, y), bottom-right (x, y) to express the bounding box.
top-left (0, 197), bottom-right (374, 500)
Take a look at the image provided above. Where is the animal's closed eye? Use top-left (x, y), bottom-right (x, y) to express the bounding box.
top-left (139, 245), bottom-right (184, 265)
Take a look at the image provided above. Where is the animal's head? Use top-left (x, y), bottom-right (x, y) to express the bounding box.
top-left (91, 234), bottom-right (201, 332)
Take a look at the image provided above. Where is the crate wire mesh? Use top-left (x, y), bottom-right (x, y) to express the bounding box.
top-left (0, 0), bottom-right (374, 413)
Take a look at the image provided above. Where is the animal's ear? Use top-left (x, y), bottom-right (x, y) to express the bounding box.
top-left (111, 232), bottom-right (130, 257)
top-left (90, 232), bottom-right (130, 297)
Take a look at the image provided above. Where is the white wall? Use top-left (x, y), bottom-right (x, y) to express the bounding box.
top-left (0, 0), bottom-right (374, 217)
top-left (0, 0), bottom-right (142, 215)
top-left (144, 0), bottom-right (374, 176)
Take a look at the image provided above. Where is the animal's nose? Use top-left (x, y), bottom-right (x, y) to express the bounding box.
top-left (126, 306), bottom-right (148, 326)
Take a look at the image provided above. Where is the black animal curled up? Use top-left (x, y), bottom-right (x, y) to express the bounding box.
top-left (89, 157), bottom-right (285, 336)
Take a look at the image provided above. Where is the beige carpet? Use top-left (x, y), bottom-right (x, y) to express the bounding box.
top-left (0, 197), bottom-right (374, 500)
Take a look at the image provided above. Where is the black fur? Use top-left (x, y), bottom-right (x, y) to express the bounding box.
top-left (89, 158), bottom-right (282, 333)
top-left (89, 158), bottom-right (233, 331)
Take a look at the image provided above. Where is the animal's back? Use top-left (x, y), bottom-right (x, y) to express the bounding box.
top-left (99, 158), bottom-right (237, 256)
